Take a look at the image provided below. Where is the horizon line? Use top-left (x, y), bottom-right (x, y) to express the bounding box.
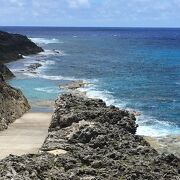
top-left (0, 25), bottom-right (180, 29)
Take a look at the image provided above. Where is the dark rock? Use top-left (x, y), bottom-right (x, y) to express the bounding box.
top-left (0, 30), bottom-right (43, 80)
top-left (0, 93), bottom-right (179, 179)
top-left (0, 63), bottom-right (15, 80)
top-left (0, 31), bottom-right (43, 63)
top-left (27, 63), bottom-right (42, 72)
top-left (0, 81), bottom-right (30, 131)
top-left (0, 30), bottom-right (43, 130)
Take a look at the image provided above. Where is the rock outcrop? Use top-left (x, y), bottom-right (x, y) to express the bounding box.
top-left (0, 81), bottom-right (30, 131)
top-left (60, 80), bottom-right (86, 90)
top-left (0, 31), bottom-right (43, 63)
top-left (0, 30), bottom-right (43, 80)
top-left (0, 63), bottom-right (15, 80)
top-left (27, 63), bottom-right (42, 72)
top-left (0, 30), bottom-right (43, 130)
top-left (0, 93), bottom-right (179, 179)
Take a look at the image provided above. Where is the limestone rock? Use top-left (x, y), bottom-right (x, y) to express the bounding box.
top-left (60, 80), bottom-right (86, 90)
top-left (0, 94), bottom-right (179, 179)
top-left (0, 63), bottom-right (15, 80)
top-left (0, 81), bottom-right (30, 131)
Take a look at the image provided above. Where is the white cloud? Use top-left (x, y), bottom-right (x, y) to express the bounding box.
top-left (9, 0), bottom-right (24, 7)
top-left (67, 0), bottom-right (90, 8)
top-left (0, 0), bottom-right (180, 26)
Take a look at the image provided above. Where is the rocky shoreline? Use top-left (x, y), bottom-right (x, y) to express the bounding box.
top-left (0, 30), bottom-right (43, 131)
top-left (0, 30), bottom-right (179, 179)
top-left (0, 81), bottom-right (30, 131)
top-left (0, 92), bottom-right (179, 179)
top-left (0, 30), bottom-right (43, 80)
top-left (0, 31), bottom-right (43, 63)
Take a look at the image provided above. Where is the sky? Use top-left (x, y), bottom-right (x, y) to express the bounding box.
top-left (0, 0), bottom-right (180, 27)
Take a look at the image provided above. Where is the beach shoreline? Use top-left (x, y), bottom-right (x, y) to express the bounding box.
top-left (0, 112), bottom-right (52, 159)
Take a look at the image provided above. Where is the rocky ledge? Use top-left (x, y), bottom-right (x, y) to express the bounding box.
top-left (0, 30), bottom-right (43, 129)
top-left (60, 80), bottom-right (86, 90)
top-left (0, 63), bottom-right (14, 80)
top-left (0, 81), bottom-right (30, 131)
top-left (0, 30), bottom-right (43, 63)
top-left (0, 30), bottom-right (43, 80)
top-left (0, 93), bottom-right (179, 179)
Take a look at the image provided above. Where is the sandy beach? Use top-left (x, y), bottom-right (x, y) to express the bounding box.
top-left (0, 112), bottom-right (52, 159)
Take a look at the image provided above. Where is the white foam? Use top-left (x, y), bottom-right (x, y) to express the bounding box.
top-left (38, 60), bottom-right (55, 67)
top-left (79, 84), bottom-right (127, 108)
top-left (136, 124), bottom-right (180, 137)
top-left (39, 49), bottom-right (66, 56)
top-left (30, 38), bottom-right (63, 45)
top-left (19, 49), bottom-right (65, 73)
top-left (34, 87), bottom-right (60, 94)
top-left (79, 82), bottom-right (180, 137)
top-left (136, 114), bottom-right (180, 137)
top-left (23, 72), bottom-right (76, 81)
top-left (40, 74), bottom-right (76, 81)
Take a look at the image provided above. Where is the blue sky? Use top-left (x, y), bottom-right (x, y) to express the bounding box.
top-left (0, 0), bottom-right (180, 27)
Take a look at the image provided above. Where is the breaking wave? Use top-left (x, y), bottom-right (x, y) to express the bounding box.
top-left (30, 37), bottom-right (63, 45)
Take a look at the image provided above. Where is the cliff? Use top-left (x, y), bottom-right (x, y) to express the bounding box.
top-left (0, 63), bottom-right (15, 80)
top-left (0, 93), bottom-right (179, 179)
top-left (0, 30), bottom-right (43, 80)
top-left (0, 81), bottom-right (30, 131)
top-left (0, 30), bottom-right (43, 130)
top-left (0, 30), bottom-right (43, 63)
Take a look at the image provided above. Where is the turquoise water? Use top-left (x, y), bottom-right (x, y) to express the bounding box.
top-left (2, 27), bottom-right (180, 137)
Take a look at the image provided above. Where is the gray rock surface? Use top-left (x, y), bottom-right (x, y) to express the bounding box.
top-left (0, 81), bottom-right (30, 131)
top-left (0, 30), bottom-right (43, 130)
top-left (60, 80), bottom-right (86, 90)
top-left (0, 93), bottom-right (179, 179)
top-left (27, 63), bottom-right (42, 72)
top-left (0, 63), bottom-right (15, 80)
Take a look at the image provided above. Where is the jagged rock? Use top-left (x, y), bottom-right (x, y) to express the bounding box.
top-left (27, 63), bottom-right (42, 72)
top-left (60, 80), bottom-right (86, 90)
top-left (0, 63), bottom-right (15, 80)
top-left (0, 81), bottom-right (30, 131)
top-left (0, 30), bottom-right (43, 80)
top-left (0, 30), bottom-right (43, 63)
top-left (0, 93), bottom-right (179, 179)
top-left (0, 30), bottom-right (44, 130)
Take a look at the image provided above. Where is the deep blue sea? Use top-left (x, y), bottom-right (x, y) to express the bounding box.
top-left (1, 27), bottom-right (180, 137)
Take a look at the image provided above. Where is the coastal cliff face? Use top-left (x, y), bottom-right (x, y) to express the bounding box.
top-left (0, 31), bottom-right (43, 63)
top-left (0, 30), bottom-right (43, 80)
top-left (0, 30), bottom-right (43, 130)
top-left (0, 93), bottom-right (179, 179)
top-left (0, 81), bottom-right (30, 131)
top-left (0, 63), bottom-right (15, 80)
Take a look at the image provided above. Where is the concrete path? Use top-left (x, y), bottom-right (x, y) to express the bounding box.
top-left (0, 112), bottom-right (52, 159)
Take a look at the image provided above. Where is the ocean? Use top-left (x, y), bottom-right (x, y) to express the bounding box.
top-left (1, 27), bottom-right (180, 137)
